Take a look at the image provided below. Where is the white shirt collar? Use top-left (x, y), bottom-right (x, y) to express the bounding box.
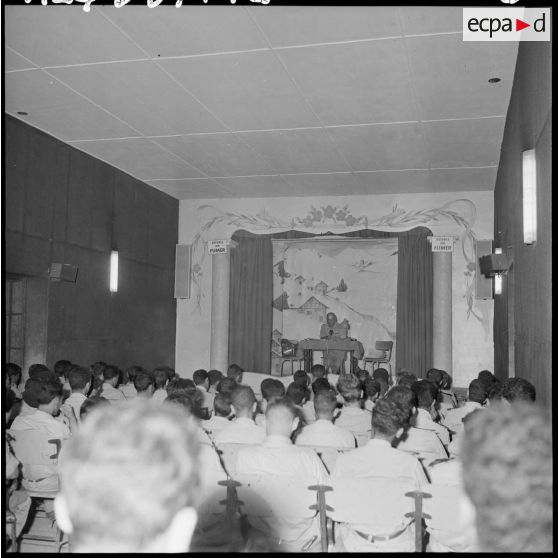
top-left (263, 434), bottom-right (293, 447)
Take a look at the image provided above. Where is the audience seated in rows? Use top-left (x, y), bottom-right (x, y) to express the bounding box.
top-left (152, 367), bottom-right (171, 403)
top-left (216, 376), bottom-right (237, 396)
top-left (412, 380), bottom-right (451, 447)
top-left (207, 369), bottom-right (223, 394)
top-left (502, 377), bottom-right (536, 403)
top-left (119, 365), bottom-right (141, 399)
top-left (201, 393), bottom-right (232, 435)
top-left (301, 376), bottom-right (330, 424)
top-left (362, 378), bottom-right (381, 412)
top-left (334, 374), bottom-right (371, 447)
top-left (101, 365), bottom-right (126, 403)
top-left (227, 364), bottom-right (244, 385)
top-left (134, 372), bottom-right (154, 399)
top-left (442, 379), bottom-right (486, 437)
top-left (65, 367), bottom-right (92, 423)
top-left (79, 396), bottom-right (110, 422)
top-left (193, 369), bottom-right (214, 414)
top-left (255, 378), bottom-right (285, 427)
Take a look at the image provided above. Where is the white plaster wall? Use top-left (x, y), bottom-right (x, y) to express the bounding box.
top-left (177, 191), bottom-right (493, 387)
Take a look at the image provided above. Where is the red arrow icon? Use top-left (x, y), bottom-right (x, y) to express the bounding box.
top-left (516, 19), bottom-right (530, 32)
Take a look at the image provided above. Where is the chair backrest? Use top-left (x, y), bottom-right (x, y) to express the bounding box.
top-left (298, 445), bottom-right (354, 474)
top-left (326, 476), bottom-right (416, 534)
top-left (374, 340), bottom-right (393, 356)
top-left (217, 443), bottom-right (257, 477)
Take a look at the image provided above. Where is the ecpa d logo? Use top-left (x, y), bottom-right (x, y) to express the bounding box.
top-left (463, 8), bottom-right (550, 41)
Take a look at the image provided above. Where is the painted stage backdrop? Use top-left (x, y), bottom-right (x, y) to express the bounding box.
top-left (271, 239), bottom-right (398, 374)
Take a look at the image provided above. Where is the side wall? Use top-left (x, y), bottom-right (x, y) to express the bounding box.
top-left (493, 41), bottom-right (552, 408)
top-left (5, 115), bottom-right (178, 373)
top-left (177, 192), bottom-right (494, 386)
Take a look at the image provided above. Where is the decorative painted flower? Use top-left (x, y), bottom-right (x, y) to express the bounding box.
top-left (323, 205), bottom-right (336, 219)
top-left (302, 216), bottom-right (313, 227)
top-left (345, 215), bottom-right (357, 226)
top-left (335, 209), bottom-right (347, 221)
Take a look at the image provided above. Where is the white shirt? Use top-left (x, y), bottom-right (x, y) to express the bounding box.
top-left (364, 399), bottom-right (375, 413)
top-left (296, 419), bottom-right (356, 449)
top-left (119, 383), bottom-right (137, 399)
top-left (414, 408), bottom-right (451, 447)
top-left (301, 400), bottom-right (316, 424)
top-left (442, 401), bottom-right (483, 436)
top-left (151, 388), bottom-right (168, 404)
top-left (395, 426), bottom-right (448, 464)
top-left (196, 385), bottom-right (215, 415)
top-left (64, 392), bottom-right (87, 423)
top-left (236, 434), bottom-right (327, 551)
top-left (102, 382), bottom-right (126, 402)
top-left (201, 415), bottom-right (231, 437)
top-left (437, 390), bottom-right (458, 419)
top-left (334, 406), bottom-right (372, 447)
top-left (214, 417), bottom-right (265, 446)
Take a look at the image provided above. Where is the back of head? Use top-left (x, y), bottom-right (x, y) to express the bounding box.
top-left (68, 366), bottom-right (92, 392)
top-left (502, 377), bottom-right (536, 403)
top-left (22, 379), bottom-right (45, 408)
top-left (460, 402), bottom-right (552, 552)
top-left (385, 385), bottom-right (415, 420)
top-left (372, 368), bottom-right (389, 385)
top-left (192, 369), bottom-right (208, 387)
top-left (134, 373), bottom-right (153, 394)
top-left (208, 369), bottom-right (223, 387)
top-left (372, 398), bottom-right (408, 438)
top-left (426, 368), bottom-right (444, 387)
top-left (265, 397), bottom-right (296, 436)
top-left (153, 368), bottom-right (170, 390)
top-left (477, 369), bottom-right (496, 390)
top-left (468, 379), bottom-right (487, 404)
top-left (7, 362), bottom-right (22, 383)
top-left (58, 399), bottom-right (201, 552)
top-left (286, 382), bottom-right (306, 406)
top-left (216, 377), bottom-right (237, 395)
top-left (213, 393), bottom-right (232, 418)
top-left (313, 388), bottom-right (337, 418)
top-left (336, 374), bottom-right (362, 403)
top-left (260, 378), bottom-right (285, 403)
top-left (103, 365), bottom-right (120, 383)
top-left (227, 364), bottom-right (244, 383)
top-left (54, 360), bottom-right (73, 379)
top-left (412, 379), bottom-right (438, 409)
top-left (439, 369), bottom-right (453, 389)
top-left (28, 363), bottom-right (51, 381)
top-left (37, 378), bottom-right (64, 406)
top-left (397, 373), bottom-right (417, 389)
top-left (311, 377), bottom-right (331, 396)
top-left (356, 369), bottom-right (370, 386)
top-left (363, 378), bottom-right (381, 399)
top-left (80, 396), bottom-right (110, 421)
top-left (166, 378), bottom-right (194, 398)
top-left (164, 393), bottom-right (194, 415)
top-left (125, 365), bottom-right (144, 384)
top-left (231, 385), bottom-right (256, 414)
top-left (310, 364), bottom-right (326, 380)
top-left (487, 380), bottom-right (504, 402)
top-left (90, 361), bottom-right (107, 378)
top-left (293, 369), bottom-right (310, 387)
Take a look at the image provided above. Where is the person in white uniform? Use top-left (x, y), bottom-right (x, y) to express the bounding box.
top-left (442, 379), bottom-right (486, 437)
top-left (64, 367), bottom-right (92, 424)
top-left (333, 374), bottom-right (371, 447)
top-left (412, 380), bottom-right (452, 448)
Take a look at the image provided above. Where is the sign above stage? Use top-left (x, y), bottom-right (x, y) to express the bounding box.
top-left (208, 240), bottom-right (228, 255)
top-left (429, 236), bottom-right (456, 252)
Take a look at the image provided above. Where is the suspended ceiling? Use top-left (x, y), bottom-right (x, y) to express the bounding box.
top-left (5, 5), bottom-right (519, 199)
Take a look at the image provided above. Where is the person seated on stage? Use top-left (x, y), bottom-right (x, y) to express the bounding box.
top-left (301, 377), bottom-right (331, 424)
top-left (235, 397), bottom-right (328, 552)
top-left (363, 378), bottom-right (381, 412)
top-left (502, 377), bottom-right (536, 404)
top-left (227, 363), bottom-right (244, 385)
top-left (486, 380), bottom-right (505, 406)
top-left (133, 372), bottom-right (155, 399)
top-left (411, 380), bottom-right (451, 448)
top-left (65, 366), bottom-right (92, 424)
top-left (192, 369), bottom-right (214, 417)
top-left (319, 312), bottom-right (349, 374)
top-left (255, 378), bottom-right (285, 427)
top-left (295, 388), bottom-right (356, 448)
top-left (6, 362), bottom-right (23, 400)
top-left (386, 386), bottom-right (448, 464)
top-left (54, 400), bottom-right (201, 553)
top-left (150, 367), bottom-right (170, 404)
top-left (214, 385), bottom-right (265, 446)
top-left (201, 393), bottom-right (232, 437)
top-left (331, 398), bottom-right (429, 552)
top-left (442, 379), bottom-right (486, 438)
top-left (101, 365), bottom-right (126, 403)
top-left (79, 396), bottom-right (110, 423)
top-left (460, 402), bottom-right (552, 552)
top-left (334, 374), bottom-right (372, 447)
top-left (207, 369), bottom-right (223, 394)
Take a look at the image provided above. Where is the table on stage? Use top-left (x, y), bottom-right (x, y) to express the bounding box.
top-left (296, 338), bottom-right (364, 375)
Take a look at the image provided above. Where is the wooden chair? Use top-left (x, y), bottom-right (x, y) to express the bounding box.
top-left (323, 476), bottom-right (428, 552)
top-left (363, 341), bottom-right (394, 376)
top-left (233, 472), bottom-right (325, 552)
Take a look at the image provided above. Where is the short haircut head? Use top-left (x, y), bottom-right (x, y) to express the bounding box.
top-left (28, 363), bottom-right (51, 381)
top-left (487, 380), bottom-right (504, 401)
top-left (213, 393), bottom-right (232, 417)
top-left (286, 382), bottom-right (306, 406)
top-left (439, 369), bottom-right (453, 389)
top-left (336, 374), bottom-right (362, 403)
top-left (363, 378), bottom-right (381, 399)
top-left (36, 378), bottom-right (64, 406)
top-left (153, 368), bottom-right (170, 390)
top-left (311, 377), bottom-right (331, 395)
top-left (385, 385), bottom-right (415, 420)
top-left (372, 368), bottom-right (389, 384)
top-left (372, 398), bottom-right (408, 437)
top-left (103, 365), bottom-right (120, 382)
top-left (192, 369), bottom-right (208, 386)
top-left (260, 378), bottom-right (285, 403)
top-left (412, 380), bottom-right (438, 409)
top-left (356, 369), bottom-right (370, 386)
top-left (313, 388), bottom-right (337, 416)
top-left (477, 370), bottom-right (496, 390)
top-left (133, 373), bottom-right (153, 393)
top-left (90, 361), bottom-right (107, 378)
top-left (80, 397), bottom-right (110, 421)
top-left (124, 365), bottom-right (144, 383)
top-left (502, 377), bottom-right (536, 403)
top-left (7, 362), bottom-right (22, 382)
top-left (376, 377), bottom-right (389, 397)
top-left (208, 369), bottom-right (223, 386)
top-left (58, 400), bottom-right (201, 551)
top-left (227, 364), bottom-right (244, 383)
top-left (397, 373), bottom-right (417, 389)
top-left (54, 360), bottom-right (73, 378)
top-left (22, 379), bottom-right (44, 408)
top-left (468, 379), bottom-right (487, 404)
top-left (265, 397), bottom-right (297, 432)
top-left (310, 364), bottom-right (326, 379)
top-left (460, 403), bottom-right (552, 552)
top-left (68, 367), bottom-right (92, 391)
top-left (230, 385), bottom-right (256, 413)
top-left (166, 378), bottom-right (194, 398)
top-left (164, 393), bottom-right (194, 415)
top-left (216, 377), bottom-right (237, 395)
top-left (293, 369), bottom-right (310, 387)
top-left (426, 368), bottom-right (444, 386)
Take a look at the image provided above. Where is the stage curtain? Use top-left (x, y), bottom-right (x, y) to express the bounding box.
top-left (395, 228), bottom-right (433, 377)
top-left (229, 232), bottom-right (274, 373)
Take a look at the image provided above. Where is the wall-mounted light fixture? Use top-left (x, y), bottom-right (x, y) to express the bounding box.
top-left (110, 251), bottom-right (119, 293)
top-left (493, 248), bottom-right (503, 295)
top-left (522, 148), bottom-right (537, 244)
